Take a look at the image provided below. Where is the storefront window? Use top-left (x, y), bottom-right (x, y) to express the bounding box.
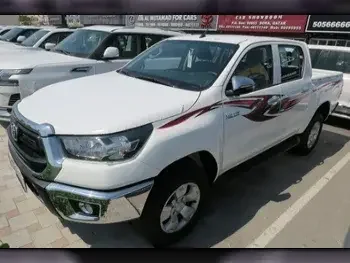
top-left (336, 40), bottom-right (346, 46)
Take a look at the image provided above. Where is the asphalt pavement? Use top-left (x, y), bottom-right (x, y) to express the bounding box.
top-left (0, 117), bottom-right (349, 248)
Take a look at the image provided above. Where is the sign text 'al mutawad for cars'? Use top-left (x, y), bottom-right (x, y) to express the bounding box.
top-left (306, 15), bottom-right (350, 33)
top-left (125, 15), bottom-right (218, 31)
top-left (217, 15), bottom-right (308, 33)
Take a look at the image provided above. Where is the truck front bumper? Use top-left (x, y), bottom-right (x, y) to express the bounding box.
top-left (8, 142), bottom-right (154, 224)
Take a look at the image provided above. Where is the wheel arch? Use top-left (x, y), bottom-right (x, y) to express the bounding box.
top-left (156, 150), bottom-right (219, 186)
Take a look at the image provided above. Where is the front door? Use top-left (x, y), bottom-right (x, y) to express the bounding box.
top-left (222, 44), bottom-right (284, 171)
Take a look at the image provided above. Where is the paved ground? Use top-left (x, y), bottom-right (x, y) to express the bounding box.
top-left (0, 117), bottom-right (350, 248)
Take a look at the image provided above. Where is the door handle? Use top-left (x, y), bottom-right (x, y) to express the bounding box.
top-left (267, 95), bottom-right (281, 106)
top-left (71, 66), bottom-right (91, 73)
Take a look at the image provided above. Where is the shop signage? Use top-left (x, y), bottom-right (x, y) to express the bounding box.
top-left (125, 15), bottom-right (218, 31)
top-left (306, 15), bottom-right (350, 33)
top-left (80, 15), bottom-right (125, 25)
top-left (47, 15), bottom-right (62, 25)
top-left (218, 15), bottom-right (308, 33)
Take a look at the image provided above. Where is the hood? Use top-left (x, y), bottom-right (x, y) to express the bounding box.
top-left (0, 44), bottom-right (39, 52)
top-left (0, 50), bottom-right (90, 69)
top-left (18, 71), bottom-right (201, 135)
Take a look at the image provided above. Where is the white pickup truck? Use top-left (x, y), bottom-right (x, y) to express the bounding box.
top-left (0, 25), bottom-right (183, 122)
top-left (0, 26), bottom-right (14, 36)
top-left (8, 35), bottom-right (343, 247)
top-left (309, 44), bottom-right (350, 120)
top-left (0, 25), bottom-right (41, 44)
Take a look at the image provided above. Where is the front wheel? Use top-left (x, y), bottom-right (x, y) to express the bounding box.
top-left (290, 112), bottom-right (323, 156)
top-left (136, 158), bottom-right (209, 247)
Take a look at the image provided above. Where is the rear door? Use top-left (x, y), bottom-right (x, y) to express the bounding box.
top-left (277, 43), bottom-right (311, 136)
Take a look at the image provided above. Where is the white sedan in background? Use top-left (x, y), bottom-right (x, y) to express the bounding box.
top-left (0, 25), bottom-right (15, 37)
top-left (0, 27), bottom-right (75, 53)
top-left (0, 25), bottom-right (41, 45)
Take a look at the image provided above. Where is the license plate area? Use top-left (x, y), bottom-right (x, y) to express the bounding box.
top-left (9, 154), bottom-right (27, 192)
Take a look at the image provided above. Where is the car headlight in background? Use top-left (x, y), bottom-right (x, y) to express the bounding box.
top-left (60, 124), bottom-right (153, 161)
top-left (0, 68), bottom-right (33, 86)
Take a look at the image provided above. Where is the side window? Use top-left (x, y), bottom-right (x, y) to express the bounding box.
top-left (278, 45), bottom-right (304, 83)
top-left (0, 29), bottom-right (10, 36)
top-left (39, 33), bottom-right (60, 48)
top-left (22, 29), bottom-right (38, 38)
top-left (234, 45), bottom-right (273, 91)
top-left (312, 50), bottom-right (350, 73)
top-left (101, 34), bottom-right (139, 59)
top-left (58, 32), bottom-right (73, 43)
top-left (141, 34), bottom-right (165, 52)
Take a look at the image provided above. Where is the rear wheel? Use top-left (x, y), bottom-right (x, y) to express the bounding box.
top-left (137, 158), bottom-right (209, 247)
top-left (290, 112), bottom-right (323, 156)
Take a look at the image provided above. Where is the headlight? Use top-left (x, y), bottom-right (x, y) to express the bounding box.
top-left (60, 124), bottom-right (153, 161)
top-left (0, 69), bottom-right (33, 86)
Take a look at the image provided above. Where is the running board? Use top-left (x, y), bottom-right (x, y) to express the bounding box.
top-left (219, 135), bottom-right (301, 179)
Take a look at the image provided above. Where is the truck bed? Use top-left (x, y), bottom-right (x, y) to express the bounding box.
top-left (311, 68), bottom-right (343, 87)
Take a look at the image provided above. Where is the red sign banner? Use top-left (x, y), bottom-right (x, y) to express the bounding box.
top-left (218, 15), bottom-right (308, 33)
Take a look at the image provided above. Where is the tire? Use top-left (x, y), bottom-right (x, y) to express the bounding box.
top-left (291, 112), bottom-right (324, 156)
top-left (136, 158), bottom-right (209, 247)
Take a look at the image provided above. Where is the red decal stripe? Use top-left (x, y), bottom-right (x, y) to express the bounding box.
top-left (159, 101), bottom-right (221, 129)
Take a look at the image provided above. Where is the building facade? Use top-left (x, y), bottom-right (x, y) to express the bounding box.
top-left (0, 15), bottom-right (19, 25)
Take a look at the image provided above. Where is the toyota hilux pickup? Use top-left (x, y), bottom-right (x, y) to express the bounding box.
top-left (7, 35), bottom-right (343, 247)
top-left (0, 25), bottom-right (183, 122)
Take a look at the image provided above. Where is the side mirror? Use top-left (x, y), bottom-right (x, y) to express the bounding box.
top-left (225, 76), bottom-right (256, 97)
top-left (16, 35), bottom-right (26, 43)
top-left (44, 42), bottom-right (56, 50)
top-left (102, 47), bottom-right (119, 60)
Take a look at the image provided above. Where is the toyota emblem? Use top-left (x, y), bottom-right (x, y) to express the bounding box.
top-left (10, 122), bottom-right (18, 142)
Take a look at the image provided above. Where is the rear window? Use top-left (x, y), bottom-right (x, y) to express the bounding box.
top-left (310, 49), bottom-right (350, 74)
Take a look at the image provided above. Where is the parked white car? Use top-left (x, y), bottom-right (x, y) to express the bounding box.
top-left (0, 25), bottom-right (15, 37)
top-left (0, 25), bottom-right (41, 44)
top-left (309, 44), bottom-right (350, 120)
top-left (0, 27), bottom-right (74, 52)
top-left (8, 35), bottom-right (343, 247)
top-left (0, 25), bottom-right (183, 121)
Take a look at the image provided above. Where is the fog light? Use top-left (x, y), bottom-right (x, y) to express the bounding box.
top-left (78, 202), bottom-right (93, 215)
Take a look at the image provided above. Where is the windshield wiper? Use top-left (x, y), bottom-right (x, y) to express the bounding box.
top-left (134, 75), bottom-right (175, 87)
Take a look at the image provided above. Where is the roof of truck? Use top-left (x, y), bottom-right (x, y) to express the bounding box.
top-left (82, 25), bottom-right (184, 36)
top-left (169, 34), bottom-right (304, 45)
top-left (40, 27), bottom-right (75, 33)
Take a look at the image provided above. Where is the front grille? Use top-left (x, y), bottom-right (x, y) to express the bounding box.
top-left (8, 94), bottom-right (20, 106)
top-left (8, 120), bottom-right (47, 173)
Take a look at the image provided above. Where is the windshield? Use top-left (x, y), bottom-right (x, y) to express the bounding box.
top-left (0, 29), bottom-right (10, 36)
top-left (21, 29), bottom-right (49, 47)
top-left (53, 29), bottom-right (109, 58)
top-left (120, 39), bottom-right (239, 91)
top-left (0, 27), bottom-right (23, 42)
